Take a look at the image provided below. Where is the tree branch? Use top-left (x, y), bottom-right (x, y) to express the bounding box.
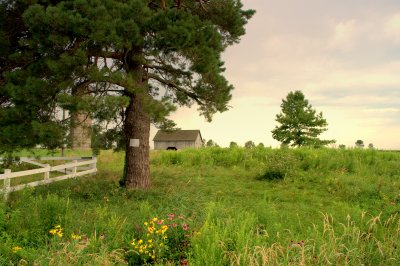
top-left (146, 73), bottom-right (204, 105)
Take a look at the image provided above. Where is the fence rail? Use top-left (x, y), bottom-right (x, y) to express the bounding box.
top-left (0, 156), bottom-right (97, 200)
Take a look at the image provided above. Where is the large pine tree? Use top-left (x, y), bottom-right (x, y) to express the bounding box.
top-left (271, 90), bottom-right (335, 147)
top-left (0, 0), bottom-right (254, 188)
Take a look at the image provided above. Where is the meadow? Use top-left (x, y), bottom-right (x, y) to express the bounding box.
top-left (0, 147), bottom-right (399, 265)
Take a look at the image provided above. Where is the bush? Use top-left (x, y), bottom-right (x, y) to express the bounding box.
top-left (258, 150), bottom-right (299, 181)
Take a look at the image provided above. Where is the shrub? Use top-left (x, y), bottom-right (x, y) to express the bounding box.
top-left (258, 151), bottom-right (299, 181)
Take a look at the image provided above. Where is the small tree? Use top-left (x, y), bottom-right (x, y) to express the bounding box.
top-left (355, 140), bottom-right (364, 148)
top-left (339, 144), bottom-right (346, 149)
top-left (206, 139), bottom-right (218, 147)
top-left (271, 90), bottom-right (335, 147)
top-left (244, 140), bottom-right (255, 149)
top-left (257, 142), bottom-right (265, 148)
top-left (229, 141), bottom-right (238, 148)
top-left (368, 143), bottom-right (374, 149)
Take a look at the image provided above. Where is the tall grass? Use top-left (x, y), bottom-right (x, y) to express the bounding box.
top-left (0, 147), bottom-right (399, 265)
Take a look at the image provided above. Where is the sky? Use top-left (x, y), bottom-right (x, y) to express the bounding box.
top-left (150, 0), bottom-right (400, 150)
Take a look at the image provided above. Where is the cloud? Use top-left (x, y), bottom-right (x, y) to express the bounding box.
top-left (328, 19), bottom-right (359, 51)
top-left (384, 12), bottom-right (400, 43)
top-left (149, 1), bottom-right (400, 150)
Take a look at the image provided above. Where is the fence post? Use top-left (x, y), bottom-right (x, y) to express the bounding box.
top-left (72, 160), bottom-right (77, 177)
top-left (3, 169), bottom-right (11, 201)
top-left (91, 156), bottom-right (97, 175)
top-left (44, 164), bottom-right (50, 183)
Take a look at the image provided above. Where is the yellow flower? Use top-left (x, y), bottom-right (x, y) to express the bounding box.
top-left (159, 243), bottom-right (164, 247)
top-left (138, 239), bottom-right (143, 244)
top-left (49, 225), bottom-right (63, 237)
top-left (148, 239), bottom-right (153, 243)
top-left (144, 222), bottom-right (148, 226)
top-left (152, 217), bottom-right (158, 222)
top-left (12, 246), bottom-right (22, 253)
top-left (71, 233), bottom-right (81, 240)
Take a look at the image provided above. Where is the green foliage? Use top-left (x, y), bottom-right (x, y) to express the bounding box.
top-left (0, 0), bottom-right (254, 158)
top-left (229, 141), bottom-right (238, 148)
top-left (356, 139), bottom-right (365, 148)
top-left (258, 150), bottom-right (298, 180)
top-left (206, 139), bottom-right (219, 147)
top-left (368, 143), bottom-right (374, 149)
top-left (272, 90), bottom-right (335, 147)
top-left (0, 148), bottom-right (399, 264)
top-left (244, 140), bottom-right (255, 149)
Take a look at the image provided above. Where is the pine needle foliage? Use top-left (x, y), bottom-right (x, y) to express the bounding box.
top-left (272, 90), bottom-right (335, 147)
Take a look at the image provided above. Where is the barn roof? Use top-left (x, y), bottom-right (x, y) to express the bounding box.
top-left (153, 130), bottom-right (202, 142)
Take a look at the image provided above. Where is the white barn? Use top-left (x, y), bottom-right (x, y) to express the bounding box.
top-left (153, 130), bottom-right (203, 150)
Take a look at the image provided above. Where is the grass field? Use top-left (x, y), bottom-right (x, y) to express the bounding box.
top-left (1, 147), bottom-right (399, 265)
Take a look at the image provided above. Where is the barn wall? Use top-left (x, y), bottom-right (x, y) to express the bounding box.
top-left (194, 135), bottom-right (203, 148)
top-left (154, 141), bottom-right (196, 150)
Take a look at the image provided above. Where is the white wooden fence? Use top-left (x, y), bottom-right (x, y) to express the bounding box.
top-left (0, 156), bottom-right (97, 200)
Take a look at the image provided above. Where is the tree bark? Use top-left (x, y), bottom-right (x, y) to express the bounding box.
top-left (71, 112), bottom-right (92, 150)
top-left (70, 85), bottom-right (92, 150)
top-left (124, 91), bottom-right (151, 189)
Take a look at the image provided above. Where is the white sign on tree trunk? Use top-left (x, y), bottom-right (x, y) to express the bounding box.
top-left (130, 139), bottom-right (140, 147)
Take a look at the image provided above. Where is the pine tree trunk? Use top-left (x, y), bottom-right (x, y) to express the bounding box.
top-left (124, 91), bottom-right (151, 189)
top-left (70, 85), bottom-right (91, 150)
top-left (71, 112), bottom-right (92, 150)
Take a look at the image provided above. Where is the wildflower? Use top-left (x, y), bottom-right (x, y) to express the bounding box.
top-left (178, 215), bottom-right (185, 219)
top-left (49, 225), bottom-right (63, 237)
top-left (71, 233), bottom-right (82, 240)
top-left (182, 223), bottom-right (189, 231)
top-left (152, 217), bottom-right (158, 222)
top-left (144, 222), bottom-right (148, 226)
top-left (157, 219), bottom-right (164, 225)
top-left (288, 240), bottom-right (305, 248)
top-left (12, 246), bottom-right (22, 253)
top-left (148, 239), bottom-right (153, 243)
top-left (138, 239), bottom-right (143, 244)
top-left (173, 223), bottom-right (177, 227)
top-left (168, 213), bottom-right (175, 220)
top-left (180, 258), bottom-right (188, 266)
top-left (161, 225), bottom-right (168, 233)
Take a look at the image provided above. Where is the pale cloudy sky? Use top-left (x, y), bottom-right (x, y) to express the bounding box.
top-left (150, 0), bottom-right (400, 149)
